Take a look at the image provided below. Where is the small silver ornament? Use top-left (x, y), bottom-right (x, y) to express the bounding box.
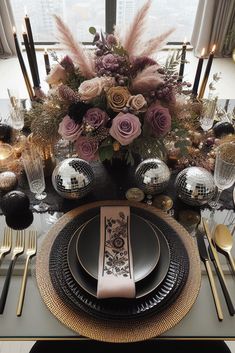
top-left (52, 158), bottom-right (94, 199)
top-left (0, 172), bottom-right (18, 193)
top-left (175, 166), bottom-right (215, 206)
top-left (135, 158), bottom-right (170, 195)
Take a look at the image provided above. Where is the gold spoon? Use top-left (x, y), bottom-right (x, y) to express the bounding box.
top-left (214, 224), bottom-right (235, 274)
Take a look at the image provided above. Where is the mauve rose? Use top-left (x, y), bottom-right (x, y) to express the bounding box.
top-left (83, 108), bottom-right (108, 129)
top-left (110, 113), bottom-right (141, 146)
top-left (145, 103), bottom-right (171, 137)
top-left (58, 115), bottom-right (82, 141)
top-left (46, 64), bottom-right (67, 85)
top-left (102, 54), bottom-right (119, 71)
top-left (75, 137), bottom-right (98, 161)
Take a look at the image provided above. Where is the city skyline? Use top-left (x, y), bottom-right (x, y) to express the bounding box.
top-left (11, 0), bottom-right (198, 43)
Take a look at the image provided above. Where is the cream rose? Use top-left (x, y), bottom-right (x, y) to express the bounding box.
top-left (46, 64), bottom-right (67, 85)
top-left (127, 94), bottom-right (147, 112)
top-left (78, 77), bottom-right (103, 101)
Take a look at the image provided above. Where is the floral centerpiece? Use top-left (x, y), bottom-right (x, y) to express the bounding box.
top-left (25, 0), bottom-right (210, 168)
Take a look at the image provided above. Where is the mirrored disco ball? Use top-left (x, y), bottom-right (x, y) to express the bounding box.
top-left (175, 166), bottom-right (215, 206)
top-left (135, 158), bottom-right (170, 195)
top-left (52, 158), bottom-right (94, 199)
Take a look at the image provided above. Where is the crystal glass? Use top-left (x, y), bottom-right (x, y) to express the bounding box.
top-left (21, 147), bottom-right (49, 212)
top-left (199, 98), bottom-right (217, 131)
top-left (209, 142), bottom-right (235, 209)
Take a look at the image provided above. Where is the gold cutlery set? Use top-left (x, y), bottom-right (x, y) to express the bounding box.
top-left (0, 228), bottom-right (37, 316)
top-left (197, 218), bottom-right (235, 321)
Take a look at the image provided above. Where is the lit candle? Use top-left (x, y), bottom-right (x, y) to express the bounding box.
top-left (192, 48), bottom-right (205, 97)
top-left (22, 27), bottom-right (38, 89)
top-left (0, 144), bottom-right (14, 171)
top-left (12, 27), bottom-right (34, 100)
top-left (44, 48), bottom-right (51, 75)
top-left (198, 44), bottom-right (216, 99)
top-left (24, 10), bottom-right (40, 87)
top-left (178, 38), bottom-right (187, 82)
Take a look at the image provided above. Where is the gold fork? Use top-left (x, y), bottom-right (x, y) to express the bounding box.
top-left (0, 228), bottom-right (12, 264)
top-left (16, 231), bottom-right (37, 316)
top-left (0, 230), bottom-right (25, 314)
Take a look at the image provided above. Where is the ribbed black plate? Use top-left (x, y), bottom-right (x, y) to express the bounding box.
top-left (49, 206), bottom-right (189, 320)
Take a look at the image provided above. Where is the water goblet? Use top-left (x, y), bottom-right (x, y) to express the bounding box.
top-left (21, 147), bottom-right (49, 212)
top-left (209, 142), bottom-right (235, 209)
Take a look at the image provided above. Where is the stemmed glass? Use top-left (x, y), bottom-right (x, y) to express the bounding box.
top-left (21, 146), bottom-right (49, 212)
top-left (8, 88), bottom-right (25, 141)
top-left (209, 142), bottom-right (235, 209)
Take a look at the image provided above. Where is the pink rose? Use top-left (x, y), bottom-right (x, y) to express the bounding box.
top-left (58, 115), bottom-right (82, 142)
top-left (46, 64), bottom-right (67, 85)
top-left (145, 103), bottom-right (171, 137)
top-left (110, 113), bottom-right (141, 146)
top-left (102, 54), bottom-right (119, 70)
top-left (83, 108), bottom-right (108, 129)
top-left (75, 137), bottom-right (98, 161)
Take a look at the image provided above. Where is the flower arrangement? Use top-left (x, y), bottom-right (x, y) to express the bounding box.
top-left (25, 0), bottom-right (210, 168)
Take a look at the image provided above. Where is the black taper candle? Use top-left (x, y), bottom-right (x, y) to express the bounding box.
top-left (22, 31), bottom-right (38, 88)
top-left (44, 49), bottom-right (51, 75)
top-left (198, 45), bottom-right (216, 99)
top-left (178, 41), bottom-right (187, 82)
top-left (24, 14), bottom-right (40, 87)
top-left (13, 29), bottom-right (34, 100)
top-left (192, 48), bottom-right (205, 97)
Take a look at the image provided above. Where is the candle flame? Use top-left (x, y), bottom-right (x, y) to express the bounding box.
top-left (184, 37), bottom-right (187, 44)
top-left (44, 48), bottom-right (47, 53)
top-left (22, 24), bottom-right (26, 33)
top-left (212, 44), bottom-right (216, 52)
top-left (24, 6), bottom-right (28, 16)
top-left (201, 48), bottom-right (205, 56)
top-left (12, 26), bottom-right (16, 34)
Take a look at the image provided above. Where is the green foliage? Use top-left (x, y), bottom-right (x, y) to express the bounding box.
top-left (164, 49), bottom-right (182, 74)
top-left (99, 137), bottom-right (114, 161)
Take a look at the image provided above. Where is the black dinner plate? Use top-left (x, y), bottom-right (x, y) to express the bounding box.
top-left (69, 217), bottom-right (170, 298)
top-left (76, 213), bottom-right (161, 283)
top-left (49, 206), bottom-right (189, 320)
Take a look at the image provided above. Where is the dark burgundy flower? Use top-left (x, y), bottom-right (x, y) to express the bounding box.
top-left (145, 103), bottom-right (171, 137)
top-left (68, 102), bottom-right (93, 124)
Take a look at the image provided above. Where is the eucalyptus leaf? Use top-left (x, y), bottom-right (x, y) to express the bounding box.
top-left (89, 27), bottom-right (96, 35)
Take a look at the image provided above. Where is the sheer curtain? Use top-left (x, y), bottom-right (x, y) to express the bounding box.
top-left (191, 0), bottom-right (235, 57)
top-left (0, 0), bottom-right (16, 58)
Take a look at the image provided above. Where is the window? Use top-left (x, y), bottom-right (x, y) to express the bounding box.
top-left (11, 0), bottom-right (198, 45)
top-left (116, 0), bottom-right (199, 44)
top-left (11, 0), bottom-right (105, 43)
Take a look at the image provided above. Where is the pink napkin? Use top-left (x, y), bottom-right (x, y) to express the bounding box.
top-left (97, 206), bottom-right (135, 298)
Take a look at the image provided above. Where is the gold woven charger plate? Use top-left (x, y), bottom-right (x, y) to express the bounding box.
top-left (36, 201), bottom-right (201, 343)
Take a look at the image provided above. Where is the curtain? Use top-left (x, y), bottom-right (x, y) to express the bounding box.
top-left (191, 0), bottom-right (235, 57)
top-left (0, 0), bottom-right (16, 58)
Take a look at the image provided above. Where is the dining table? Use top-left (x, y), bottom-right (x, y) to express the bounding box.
top-left (0, 98), bottom-right (235, 341)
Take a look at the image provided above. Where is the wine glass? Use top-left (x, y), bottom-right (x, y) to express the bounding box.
top-left (21, 147), bottom-right (49, 212)
top-left (209, 142), bottom-right (235, 209)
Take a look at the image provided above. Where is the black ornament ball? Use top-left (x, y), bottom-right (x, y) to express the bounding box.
top-left (0, 190), bottom-right (30, 216)
top-left (213, 122), bottom-right (235, 138)
top-left (0, 123), bottom-right (13, 143)
top-left (6, 209), bottom-right (33, 230)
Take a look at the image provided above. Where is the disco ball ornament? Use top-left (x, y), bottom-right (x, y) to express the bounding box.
top-left (52, 158), bottom-right (94, 199)
top-left (135, 158), bottom-right (170, 195)
top-left (175, 167), bottom-right (215, 206)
